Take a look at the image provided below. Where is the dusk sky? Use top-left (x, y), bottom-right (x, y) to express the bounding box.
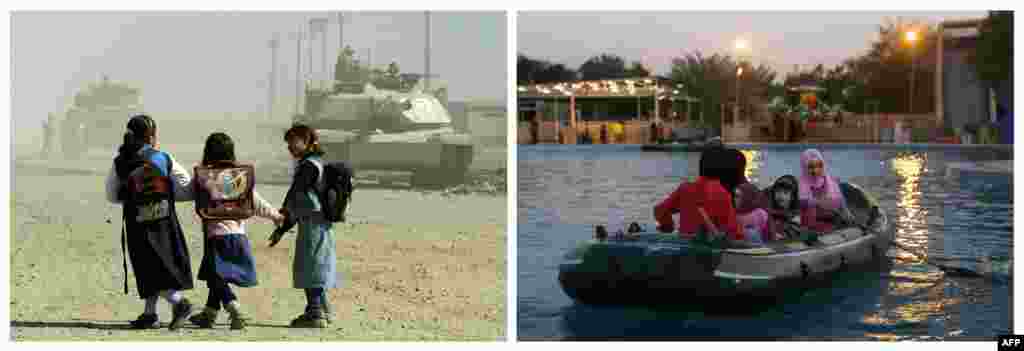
top-left (11, 11), bottom-right (506, 142)
top-left (518, 11), bottom-right (987, 79)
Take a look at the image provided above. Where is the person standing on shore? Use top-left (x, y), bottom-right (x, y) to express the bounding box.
top-left (104, 114), bottom-right (196, 330)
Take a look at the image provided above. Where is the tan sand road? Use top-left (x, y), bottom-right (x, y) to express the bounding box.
top-left (10, 163), bottom-right (506, 340)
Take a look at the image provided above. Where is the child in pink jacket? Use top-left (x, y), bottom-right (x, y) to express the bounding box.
top-left (734, 183), bottom-right (770, 245)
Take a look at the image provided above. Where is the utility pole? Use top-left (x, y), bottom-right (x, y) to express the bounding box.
top-left (425, 11), bottom-right (431, 92)
top-left (268, 34), bottom-right (279, 122)
top-left (909, 46), bottom-right (916, 114)
top-left (306, 18), bottom-right (315, 87)
top-left (321, 16), bottom-right (327, 84)
top-left (295, 28), bottom-right (303, 116)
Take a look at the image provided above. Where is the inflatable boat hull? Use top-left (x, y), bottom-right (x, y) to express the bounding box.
top-left (558, 182), bottom-right (892, 305)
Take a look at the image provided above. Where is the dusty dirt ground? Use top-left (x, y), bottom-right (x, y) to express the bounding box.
top-left (9, 124), bottom-right (507, 341)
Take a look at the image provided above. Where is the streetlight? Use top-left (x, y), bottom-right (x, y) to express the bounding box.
top-left (735, 39), bottom-right (748, 51)
top-left (735, 65), bottom-right (743, 125)
top-left (733, 38), bottom-right (751, 126)
top-left (905, 30), bottom-right (919, 43)
top-left (904, 30), bottom-right (919, 114)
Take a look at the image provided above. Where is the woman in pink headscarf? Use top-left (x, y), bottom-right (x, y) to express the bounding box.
top-left (798, 149), bottom-right (848, 233)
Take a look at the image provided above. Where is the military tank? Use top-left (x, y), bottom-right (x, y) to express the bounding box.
top-left (293, 77), bottom-right (474, 188)
top-left (60, 76), bottom-right (144, 158)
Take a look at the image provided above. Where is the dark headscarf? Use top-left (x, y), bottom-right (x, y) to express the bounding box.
top-left (698, 146), bottom-right (731, 181)
top-left (699, 147), bottom-right (745, 196)
top-left (118, 114), bottom-right (156, 156)
top-left (735, 183), bottom-right (765, 214)
top-left (202, 132), bottom-right (237, 166)
top-left (721, 148), bottom-right (748, 192)
top-left (767, 175), bottom-right (800, 213)
top-left (115, 115), bottom-right (157, 179)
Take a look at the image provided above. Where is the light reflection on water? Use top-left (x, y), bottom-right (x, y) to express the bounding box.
top-left (518, 145), bottom-right (1012, 340)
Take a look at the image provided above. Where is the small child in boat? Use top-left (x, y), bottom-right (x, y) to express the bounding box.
top-left (734, 183), bottom-right (769, 245)
top-left (767, 175), bottom-right (801, 240)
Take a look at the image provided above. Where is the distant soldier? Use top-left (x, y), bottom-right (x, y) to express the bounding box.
top-left (79, 122), bottom-right (87, 150)
top-left (41, 116), bottom-right (53, 158)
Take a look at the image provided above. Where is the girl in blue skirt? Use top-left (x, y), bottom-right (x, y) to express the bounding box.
top-left (186, 132), bottom-right (284, 329)
top-left (278, 125), bottom-right (338, 328)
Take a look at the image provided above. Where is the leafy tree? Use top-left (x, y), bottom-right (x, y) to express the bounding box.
top-left (517, 53), bottom-right (578, 84)
top-left (783, 17), bottom-right (938, 114)
top-left (540, 63), bottom-right (579, 82)
top-left (668, 52), bottom-right (731, 132)
top-left (855, 17), bottom-right (938, 113)
top-left (970, 11), bottom-right (1012, 84)
top-left (669, 51), bottom-right (779, 132)
top-left (626, 61), bottom-right (651, 77)
top-left (578, 53), bottom-right (629, 80)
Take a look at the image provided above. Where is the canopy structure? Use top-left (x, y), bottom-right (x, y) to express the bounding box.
top-left (516, 77), bottom-right (701, 127)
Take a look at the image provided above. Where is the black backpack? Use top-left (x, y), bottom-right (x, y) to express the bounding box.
top-left (306, 158), bottom-right (354, 223)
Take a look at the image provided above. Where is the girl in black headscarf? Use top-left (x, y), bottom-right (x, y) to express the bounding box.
top-left (104, 115), bottom-right (196, 330)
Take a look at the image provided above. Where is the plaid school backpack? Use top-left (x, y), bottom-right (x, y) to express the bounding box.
top-left (193, 162), bottom-right (257, 220)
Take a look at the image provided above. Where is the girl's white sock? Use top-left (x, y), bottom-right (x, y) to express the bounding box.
top-left (144, 296), bottom-right (159, 315)
top-left (225, 300), bottom-right (242, 315)
top-left (160, 289), bottom-right (183, 305)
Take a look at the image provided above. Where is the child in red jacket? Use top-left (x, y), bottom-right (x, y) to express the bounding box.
top-left (654, 147), bottom-right (742, 241)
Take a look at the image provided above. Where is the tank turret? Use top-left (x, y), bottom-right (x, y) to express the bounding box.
top-left (294, 77), bottom-right (473, 188)
top-left (60, 76), bottom-right (144, 157)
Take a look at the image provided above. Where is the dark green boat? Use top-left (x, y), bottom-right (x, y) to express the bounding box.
top-left (557, 182), bottom-right (893, 305)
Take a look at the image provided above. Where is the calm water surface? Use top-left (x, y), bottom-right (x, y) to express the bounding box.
top-left (518, 145), bottom-right (1012, 341)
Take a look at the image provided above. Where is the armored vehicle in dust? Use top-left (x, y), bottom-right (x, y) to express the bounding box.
top-left (294, 80), bottom-right (473, 188)
top-left (60, 77), bottom-right (144, 157)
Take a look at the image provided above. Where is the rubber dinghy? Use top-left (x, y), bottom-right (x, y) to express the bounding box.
top-left (558, 182), bottom-right (893, 305)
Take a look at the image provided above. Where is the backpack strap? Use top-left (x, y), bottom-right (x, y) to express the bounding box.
top-left (282, 157), bottom-right (323, 210)
top-left (121, 215), bottom-right (128, 295)
top-left (303, 157), bottom-right (325, 192)
top-left (118, 148), bottom-right (171, 296)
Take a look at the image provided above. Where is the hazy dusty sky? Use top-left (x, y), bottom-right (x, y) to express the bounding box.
top-left (11, 11), bottom-right (506, 133)
top-left (518, 11), bottom-right (987, 78)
